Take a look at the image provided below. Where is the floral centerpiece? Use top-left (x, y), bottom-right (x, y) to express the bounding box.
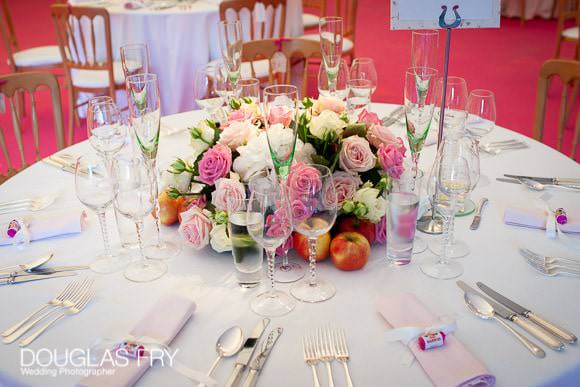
top-left (160, 96), bottom-right (407, 253)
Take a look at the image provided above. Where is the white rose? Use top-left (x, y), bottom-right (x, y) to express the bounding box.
top-left (353, 187), bottom-right (386, 223)
top-left (210, 223), bottom-right (231, 253)
top-left (190, 120), bottom-right (216, 160)
top-left (218, 120), bottom-right (259, 150)
top-left (294, 139), bottom-right (316, 164)
top-left (160, 170), bottom-right (192, 193)
top-left (310, 110), bottom-right (347, 139)
top-left (233, 132), bottom-right (273, 182)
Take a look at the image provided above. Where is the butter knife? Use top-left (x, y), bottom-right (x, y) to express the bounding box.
top-left (470, 198), bottom-right (488, 230)
top-left (477, 282), bottom-right (577, 344)
top-left (241, 328), bottom-right (283, 387)
top-left (504, 174), bottom-right (580, 186)
top-left (0, 266), bottom-right (89, 280)
top-left (0, 271), bottom-right (77, 285)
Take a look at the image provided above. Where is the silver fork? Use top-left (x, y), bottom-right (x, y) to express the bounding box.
top-left (520, 248), bottom-right (580, 267)
top-left (480, 143), bottom-right (528, 155)
top-left (316, 327), bottom-right (335, 387)
top-left (521, 253), bottom-right (580, 277)
top-left (3, 278), bottom-right (93, 343)
top-left (333, 329), bottom-right (353, 387)
top-left (20, 289), bottom-right (95, 347)
top-left (0, 197), bottom-right (55, 215)
top-left (303, 334), bottom-right (321, 387)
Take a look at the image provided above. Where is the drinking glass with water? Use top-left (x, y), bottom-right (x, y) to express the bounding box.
top-left (386, 192), bottom-right (419, 266)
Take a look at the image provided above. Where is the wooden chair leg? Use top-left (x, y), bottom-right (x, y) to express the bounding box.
top-left (555, 37), bottom-right (562, 58)
top-left (520, 0), bottom-right (526, 26)
top-left (564, 80), bottom-right (578, 128)
top-left (572, 114), bottom-right (580, 160)
top-left (67, 90), bottom-right (75, 146)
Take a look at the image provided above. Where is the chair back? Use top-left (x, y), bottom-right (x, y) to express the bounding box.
top-left (335, 0), bottom-right (357, 41)
top-left (533, 59), bottom-right (580, 160)
top-left (242, 38), bottom-right (321, 95)
top-left (0, 72), bottom-right (65, 181)
top-left (303, 0), bottom-right (327, 15)
top-left (220, 0), bottom-right (286, 41)
top-left (0, 0), bottom-right (18, 72)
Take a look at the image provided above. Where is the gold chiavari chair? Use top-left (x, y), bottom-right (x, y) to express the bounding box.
top-left (220, 0), bottom-right (287, 40)
top-left (302, 0), bottom-right (328, 31)
top-left (555, 0), bottom-right (579, 59)
top-left (0, 72), bottom-right (65, 184)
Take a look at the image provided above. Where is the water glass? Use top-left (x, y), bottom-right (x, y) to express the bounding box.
top-left (318, 59), bottom-right (349, 100)
top-left (386, 192), bottom-right (419, 266)
top-left (193, 66), bottom-right (225, 116)
top-left (350, 57), bottom-right (378, 94)
top-left (346, 78), bottom-right (372, 120)
top-left (87, 100), bottom-right (126, 158)
top-left (120, 43), bottom-right (150, 78)
top-left (238, 78), bottom-right (260, 102)
top-left (435, 76), bottom-right (468, 137)
top-left (466, 89), bottom-right (496, 140)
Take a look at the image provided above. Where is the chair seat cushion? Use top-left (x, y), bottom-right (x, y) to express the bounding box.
top-left (302, 13), bottom-right (320, 29)
top-left (70, 61), bottom-right (125, 88)
top-left (562, 26), bottom-right (579, 40)
top-left (13, 45), bottom-right (62, 67)
top-left (207, 58), bottom-right (271, 79)
top-left (299, 34), bottom-right (354, 53)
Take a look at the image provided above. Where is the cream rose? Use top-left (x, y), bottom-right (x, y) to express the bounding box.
top-left (211, 177), bottom-right (246, 212)
top-left (218, 120), bottom-right (258, 150)
top-left (232, 132), bottom-right (273, 182)
top-left (313, 95), bottom-right (346, 115)
top-left (339, 136), bottom-right (376, 172)
top-left (210, 223), bottom-right (232, 253)
top-left (159, 170), bottom-right (192, 193)
top-left (353, 187), bottom-right (386, 223)
top-left (190, 120), bottom-right (216, 160)
top-left (178, 207), bottom-right (213, 250)
top-left (310, 110), bottom-right (347, 139)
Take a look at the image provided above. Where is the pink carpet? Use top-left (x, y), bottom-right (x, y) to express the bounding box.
top-left (0, 0), bottom-right (578, 175)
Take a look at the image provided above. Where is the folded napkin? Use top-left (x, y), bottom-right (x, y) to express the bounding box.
top-left (0, 209), bottom-right (86, 246)
top-left (504, 207), bottom-right (580, 234)
top-left (77, 294), bottom-right (196, 387)
top-left (377, 293), bottom-right (495, 387)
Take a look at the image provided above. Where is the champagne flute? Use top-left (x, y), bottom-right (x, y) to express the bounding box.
top-left (193, 66), bottom-right (225, 118)
top-left (87, 99), bottom-right (127, 160)
top-left (112, 156), bottom-right (167, 282)
top-left (246, 173), bottom-right (296, 317)
top-left (318, 59), bottom-right (349, 100)
top-left (411, 30), bottom-right (439, 69)
top-left (218, 20), bottom-right (243, 100)
top-left (350, 57), bottom-right (378, 95)
top-left (126, 72), bottom-right (181, 260)
top-left (319, 16), bottom-right (343, 94)
top-left (75, 153), bottom-right (128, 274)
top-left (289, 164), bottom-right (337, 303)
top-left (120, 43), bottom-right (150, 78)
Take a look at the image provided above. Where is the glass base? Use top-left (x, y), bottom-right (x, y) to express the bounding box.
top-left (143, 240), bottom-right (182, 260)
top-left (420, 260), bottom-right (464, 279)
top-left (290, 278), bottom-right (335, 303)
top-left (413, 236), bottom-right (428, 254)
top-left (456, 199), bottom-right (476, 217)
top-left (124, 260), bottom-right (167, 283)
top-left (250, 289), bottom-right (296, 317)
top-left (275, 252), bottom-right (306, 283)
top-left (416, 209), bottom-right (444, 235)
top-left (90, 250), bottom-right (132, 274)
top-left (429, 239), bottom-right (470, 258)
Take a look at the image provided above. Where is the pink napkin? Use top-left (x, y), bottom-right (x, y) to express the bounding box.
top-left (77, 295), bottom-right (196, 387)
top-left (504, 207), bottom-right (580, 234)
top-left (377, 293), bottom-right (495, 387)
top-left (0, 209), bottom-right (86, 246)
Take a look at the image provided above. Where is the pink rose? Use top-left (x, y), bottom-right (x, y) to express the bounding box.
top-left (358, 109), bottom-right (380, 126)
top-left (267, 105), bottom-right (294, 127)
top-left (366, 124), bottom-right (401, 149)
top-left (275, 235), bottom-right (293, 256)
top-left (228, 108), bottom-right (254, 122)
top-left (287, 162), bottom-right (322, 198)
top-left (182, 195), bottom-right (207, 213)
top-left (178, 207), bottom-right (212, 250)
top-left (291, 199), bottom-right (313, 222)
top-left (265, 207), bottom-right (292, 239)
top-left (378, 143), bottom-right (406, 179)
top-left (315, 96), bottom-right (346, 114)
top-left (197, 144), bottom-right (232, 185)
top-left (211, 177), bottom-right (246, 212)
top-left (375, 215), bottom-right (386, 244)
top-left (331, 171), bottom-right (361, 207)
top-left (339, 136), bottom-right (376, 173)
top-left (218, 120), bottom-right (254, 150)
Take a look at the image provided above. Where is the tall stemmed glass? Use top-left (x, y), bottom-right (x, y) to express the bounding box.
top-left (218, 20), bottom-right (243, 100)
top-left (289, 164), bottom-right (337, 303)
top-left (350, 58), bottom-right (378, 95)
top-left (120, 43), bottom-right (150, 78)
top-left (466, 89), bottom-right (495, 187)
top-left (319, 16), bottom-right (343, 95)
top-left (435, 76), bottom-right (468, 137)
top-left (126, 73), bottom-right (181, 259)
top-left (420, 140), bottom-right (470, 279)
top-left (246, 174), bottom-right (296, 317)
top-left (404, 66), bottom-right (438, 189)
top-left (87, 99), bottom-right (126, 160)
top-left (112, 156), bottom-right (167, 282)
top-left (75, 153), bottom-right (127, 273)
top-left (318, 59), bottom-right (349, 100)
top-left (238, 78), bottom-right (260, 102)
top-left (411, 30), bottom-right (439, 69)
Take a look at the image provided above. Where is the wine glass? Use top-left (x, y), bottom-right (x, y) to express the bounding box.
top-left (120, 43), bottom-right (150, 79)
top-left (87, 99), bottom-right (127, 160)
top-left (466, 89), bottom-right (496, 140)
top-left (75, 153), bottom-right (128, 274)
top-left (246, 173), bottom-right (296, 317)
top-left (435, 76), bottom-right (468, 138)
top-left (346, 78), bottom-right (372, 120)
top-left (289, 164), bottom-right (337, 303)
top-left (411, 30), bottom-right (439, 69)
top-left (350, 57), bottom-right (378, 95)
top-left (112, 155), bottom-right (167, 282)
top-left (263, 84), bottom-right (299, 179)
top-left (319, 16), bottom-right (343, 95)
top-left (404, 66), bottom-right (438, 189)
top-left (238, 78), bottom-right (260, 102)
top-left (420, 140), bottom-right (470, 280)
top-left (218, 20), bottom-right (243, 99)
top-left (126, 72), bottom-right (181, 260)
top-left (193, 66), bottom-right (225, 118)
top-left (318, 59), bottom-right (349, 100)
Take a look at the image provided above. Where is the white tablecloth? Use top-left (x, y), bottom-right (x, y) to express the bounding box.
top-left (1, 103), bottom-right (580, 386)
top-left (70, 0), bottom-right (304, 115)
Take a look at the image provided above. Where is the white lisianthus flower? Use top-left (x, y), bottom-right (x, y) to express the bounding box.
top-left (159, 170), bottom-right (192, 193)
top-left (353, 187), bottom-right (386, 223)
top-left (190, 120), bottom-right (216, 160)
top-left (293, 139), bottom-right (316, 164)
top-left (309, 110), bottom-right (347, 139)
top-left (210, 223), bottom-right (232, 253)
top-left (233, 131), bottom-right (273, 182)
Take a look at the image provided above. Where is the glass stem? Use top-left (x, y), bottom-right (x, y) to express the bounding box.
top-left (135, 220), bottom-right (147, 268)
top-left (438, 195), bottom-right (456, 265)
top-left (411, 152), bottom-right (420, 191)
top-left (281, 251), bottom-right (289, 267)
top-left (151, 169), bottom-right (162, 247)
top-left (266, 248), bottom-right (276, 291)
top-left (97, 211), bottom-right (113, 258)
top-left (308, 237), bottom-right (318, 287)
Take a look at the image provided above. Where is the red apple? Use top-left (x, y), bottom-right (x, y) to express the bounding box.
top-left (293, 231), bottom-right (331, 262)
top-left (177, 196), bottom-right (198, 223)
top-left (330, 232), bottom-right (370, 271)
top-left (152, 191), bottom-right (181, 226)
top-left (338, 216), bottom-right (375, 244)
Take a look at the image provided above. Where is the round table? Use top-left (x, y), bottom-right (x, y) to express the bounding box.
top-left (1, 103), bottom-right (579, 386)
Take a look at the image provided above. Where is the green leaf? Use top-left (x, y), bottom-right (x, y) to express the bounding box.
top-left (242, 97), bottom-right (252, 104)
top-left (167, 187), bottom-right (182, 199)
top-left (229, 98), bottom-right (242, 110)
top-left (302, 97), bottom-right (314, 109)
top-left (342, 124), bottom-right (367, 138)
top-left (311, 154), bottom-right (329, 166)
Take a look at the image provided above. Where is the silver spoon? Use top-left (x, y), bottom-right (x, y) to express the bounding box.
top-left (463, 292), bottom-right (545, 358)
top-left (519, 178), bottom-right (579, 192)
top-left (0, 254), bottom-right (54, 274)
top-left (199, 326), bottom-right (244, 387)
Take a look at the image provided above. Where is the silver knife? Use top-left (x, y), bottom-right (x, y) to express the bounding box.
top-left (504, 174), bottom-right (580, 186)
top-left (470, 198), bottom-right (488, 230)
top-left (457, 281), bottom-right (565, 351)
top-left (225, 318), bottom-right (270, 387)
top-left (477, 282), bottom-right (577, 344)
top-left (497, 177), bottom-right (580, 190)
top-left (241, 328), bottom-right (283, 387)
top-left (0, 271), bottom-right (77, 285)
top-left (0, 266), bottom-right (89, 280)
top-left (382, 106), bottom-right (405, 126)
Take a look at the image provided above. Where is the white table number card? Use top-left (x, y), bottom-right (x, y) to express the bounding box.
top-left (390, 0), bottom-right (500, 30)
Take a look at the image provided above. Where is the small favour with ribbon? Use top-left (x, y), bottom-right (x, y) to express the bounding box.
top-left (555, 208), bottom-right (568, 225)
top-left (6, 218), bottom-right (31, 247)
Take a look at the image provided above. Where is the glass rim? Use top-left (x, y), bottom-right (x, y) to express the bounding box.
top-left (88, 96), bottom-right (113, 107)
top-left (305, 162), bottom-right (332, 178)
top-left (405, 66), bottom-right (438, 77)
top-left (469, 89), bottom-right (495, 98)
top-left (263, 84), bottom-right (298, 96)
top-left (347, 78), bottom-right (372, 87)
top-left (437, 75), bottom-right (467, 85)
top-left (239, 77), bottom-right (260, 86)
top-left (320, 16), bottom-right (343, 23)
top-left (126, 72), bottom-right (158, 85)
top-left (411, 29), bottom-right (439, 36)
top-left (388, 191), bottom-right (419, 204)
top-left (120, 43), bottom-right (148, 51)
top-left (352, 57), bottom-right (374, 64)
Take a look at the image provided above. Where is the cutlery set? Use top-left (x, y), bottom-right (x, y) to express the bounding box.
top-left (458, 281), bottom-right (576, 358)
top-left (1, 278), bottom-right (95, 347)
top-left (479, 139), bottom-right (528, 155)
top-left (42, 153), bottom-right (81, 175)
top-left (520, 248), bottom-right (580, 277)
top-left (0, 254), bottom-right (88, 286)
top-left (0, 195), bottom-right (56, 215)
top-left (381, 106), bottom-right (405, 127)
top-left (302, 327), bottom-right (354, 387)
top-left (497, 174), bottom-right (580, 191)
